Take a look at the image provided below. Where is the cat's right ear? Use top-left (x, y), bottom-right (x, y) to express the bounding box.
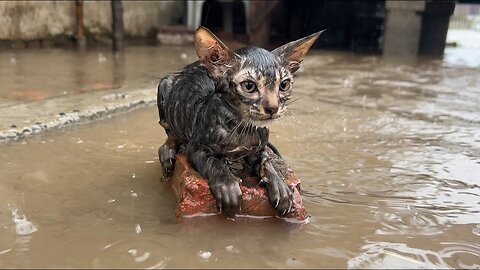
top-left (194, 27), bottom-right (236, 76)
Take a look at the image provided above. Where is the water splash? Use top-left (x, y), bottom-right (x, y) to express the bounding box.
top-left (11, 208), bottom-right (37, 236)
top-left (197, 250), bottom-right (212, 260)
top-left (135, 224), bottom-right (142, 234)
top-left (92, 239), bottom-right (171, 269)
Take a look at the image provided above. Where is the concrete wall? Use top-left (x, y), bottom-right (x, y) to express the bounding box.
top-left (0, 1), bottom-right (184, 40)
top-left (383, 1), bottom-right (425, 57)
top-left (383, 0), bottom-right (455, 57)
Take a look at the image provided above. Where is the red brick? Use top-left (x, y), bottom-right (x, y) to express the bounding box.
top-left (168, 153), bottom-right (309, 222)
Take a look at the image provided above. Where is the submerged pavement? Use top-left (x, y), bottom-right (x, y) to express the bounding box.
top-left (0, 40), bottom-right (253, 143)
top-left (0, 87), bottom-right (156, 142)
top-left (0, 45), bottom-right (197, 142)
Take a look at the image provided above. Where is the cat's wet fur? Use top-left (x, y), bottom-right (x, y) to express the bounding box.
top-left (157, 27), bottom-right (322, 217)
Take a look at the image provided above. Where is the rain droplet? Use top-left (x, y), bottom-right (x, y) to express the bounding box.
top-left (15, 220), bottom-right (37, 236)
top-left (134, 252), bottom-right (151, 263)
top-left (98, 53), bottom-right (106, 63)
top-left (198, 251), bottom-right (211, 260)
top-left (472, 224), bottom-right (480, 236)
top-left (11, 209), bottom-right (37, 236)
top-left (225, 245), bottom-right (238, 253)
top-left (0, 248), bottom-right (12, 256)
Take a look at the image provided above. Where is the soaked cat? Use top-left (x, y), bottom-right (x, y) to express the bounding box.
top-left (157, 27), bottom-right (322, 217)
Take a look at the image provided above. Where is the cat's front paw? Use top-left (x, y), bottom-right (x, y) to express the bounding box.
top-left (263, 177), bottom-right (294, 216)
top-left (210, 178), bottom-right (242, 217)
top-left (158, 144), bottom-right (176, 177)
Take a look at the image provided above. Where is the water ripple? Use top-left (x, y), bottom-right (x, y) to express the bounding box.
top-left (92, 238), bottom-right (171, 269)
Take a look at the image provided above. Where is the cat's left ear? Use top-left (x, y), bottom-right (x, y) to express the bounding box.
top-left (272, 30), bottom-right (325, 73)
top-left (194, 26), bottom-right (237, 77)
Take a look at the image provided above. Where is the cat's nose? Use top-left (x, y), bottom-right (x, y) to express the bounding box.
top-left (264, 106), bottom-right (279, 116)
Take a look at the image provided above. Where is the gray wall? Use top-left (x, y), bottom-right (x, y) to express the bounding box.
top-left (0, 1), bottom-right (184, 40)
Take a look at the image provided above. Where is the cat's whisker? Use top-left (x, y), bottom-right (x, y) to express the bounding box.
top-left (286, 97), bottom-right (303, 106)
top-left (285, 112), bottom-right (313, 135)
top-left (284, 109), bottom-right (297, 118)
top-left (239, 119), bottom-right (251, 138)
top-left (227, 118), bottom-right (246, 141)
top-left (276, 109), bottom-right (308, 134)
top-left (277, 114), bottom-right (296, 128)
top-left (246, 119), bottom-right (255, 137)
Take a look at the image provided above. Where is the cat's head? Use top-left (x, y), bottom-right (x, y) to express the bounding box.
top-left (194, 27), bottom-right (322, 126)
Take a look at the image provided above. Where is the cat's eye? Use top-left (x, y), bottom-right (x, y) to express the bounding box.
top-left (279, 79), bottom-right (291, 91)
top-left (240, 80), bottom-right (257, 93)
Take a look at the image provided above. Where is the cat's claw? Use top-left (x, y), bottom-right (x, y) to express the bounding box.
top-left (158, 143), bottom-right (177, 178)
top-left (260, 156), bottom-right (293, 216)
top-left (266, 178), bottom-right (294, 216)
top-left (217, 201), bottom-right (223, 214)
top-left (161, 158), bottom-right (175, 177)
top-left (210, 178), bottom-right (242, 217)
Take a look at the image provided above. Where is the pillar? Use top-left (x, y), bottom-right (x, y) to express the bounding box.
top-left (383, 1), bottom-right (426, 58)
top-left (418, 1), bottom-right (455, 56)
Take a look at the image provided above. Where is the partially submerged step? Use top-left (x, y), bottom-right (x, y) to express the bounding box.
top-left (167, 152), bottom-right (309, 222)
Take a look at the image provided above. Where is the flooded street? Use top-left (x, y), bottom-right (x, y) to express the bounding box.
top-left (0, 45), bottom-right (479, 268)
top-left (0, 46), bottom-right (191, 103)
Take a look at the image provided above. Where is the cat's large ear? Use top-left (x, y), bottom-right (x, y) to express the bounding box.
top-left (194, 26), bottom-right (236, 77)
top-left (272, 30), bottom-right (325, 73)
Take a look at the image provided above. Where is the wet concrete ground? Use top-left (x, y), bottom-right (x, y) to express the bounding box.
top-left (0, 44), bottom-right (479, 268)
top-left (0, 45), bottom-right (197, 141)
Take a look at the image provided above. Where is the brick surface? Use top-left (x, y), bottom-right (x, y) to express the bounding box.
top-left (168, 152), bottom-right (308, 222)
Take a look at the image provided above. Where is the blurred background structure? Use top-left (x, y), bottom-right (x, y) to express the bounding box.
top-left (0, 0), bottom-right (479, 134)
top-left (0, 0), bottom-right (479, 56)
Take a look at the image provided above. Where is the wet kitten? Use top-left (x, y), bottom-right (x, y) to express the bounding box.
top-left (157, 27), bottom-right (321, 217)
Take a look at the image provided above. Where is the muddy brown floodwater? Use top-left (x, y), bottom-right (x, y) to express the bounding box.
top-left (0, 46), bottom-right (479, 268)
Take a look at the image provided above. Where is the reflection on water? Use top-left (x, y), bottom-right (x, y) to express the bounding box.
top-left (0, 46), bottom-right (196, 103)
top-left (0, 46), bottom-right (479, 268)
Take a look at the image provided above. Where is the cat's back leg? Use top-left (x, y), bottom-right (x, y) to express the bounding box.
top-left (267, 142), bottom-right (281, 157)
top-left (157, 75), bottom-right (174, 129)
top-left (157, 75), bottom-right (178, 177)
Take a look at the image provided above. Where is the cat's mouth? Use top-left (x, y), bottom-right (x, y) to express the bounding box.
top-left (253, 118), bottom-right (275, 127)
top-left (249, 112), bottom-right (281, 126)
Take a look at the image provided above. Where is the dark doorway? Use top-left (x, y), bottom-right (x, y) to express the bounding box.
top-left (201, 0), bottom-right (247, 35)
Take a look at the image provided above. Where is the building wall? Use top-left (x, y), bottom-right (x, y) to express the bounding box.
top-left (0, 1), bottom-right (184, 40)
